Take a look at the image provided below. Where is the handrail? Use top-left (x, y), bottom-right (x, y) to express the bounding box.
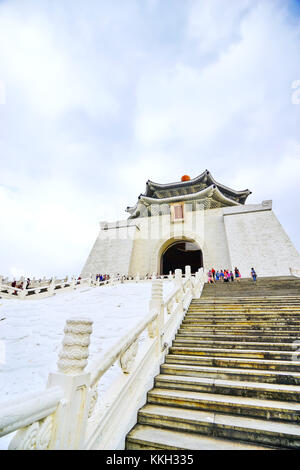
top-left (0, 387), bottom-right (63, 437)
top-left (88, 309), bottom-right (158, 388)
top-left (0, 276), bottom-right (95, 299)
top-left (164, 276), bottom-right (190, 306)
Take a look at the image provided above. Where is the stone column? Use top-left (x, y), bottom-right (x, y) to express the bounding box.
top-left (174, 269), bottom-right (184, 312)
top-left (47, 317), bottom-right (93, 450)
top-left (48, 277), bottom-right (56, 295)
top-left (175, 268), bottom-right (183, 290)
top-left (185, 265), bottom-right (191, 279)
top-left (148, 279), bottom-right (164, 353)
top-left (18, 281), bottom-right (27, 299)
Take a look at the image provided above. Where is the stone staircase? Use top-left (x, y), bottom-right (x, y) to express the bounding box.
top-left (126, 276), bottom-right (300, 450)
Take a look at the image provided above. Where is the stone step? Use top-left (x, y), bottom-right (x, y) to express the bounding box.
top-left (191, 300), bottom-right (300, 303)
top-left (202, 293), bottom-right (300, 297)
top-left (192, 296), bottom-right (300, 299)
top-left (185, 312), bottom-right (300, 317)
top-left (202, 282), bottom-right (300, 286)
top-left (186, 315), bottom-right (300, 320)
top-left (169, 346), bottom-right (300, 361)
top-left (180, 324), bottom-right (300, 331)
top-left (184, 319), bottom-right (300, 324)
top-left (187, 308), bottom-right (300, 312)
top-left (178, 331), bottom-right (300, 339)
top-left (190, 301), bottom-right (300, 304)
top-left (147, 388), bottom-right (300, 422)
top-left (186, 312), bottom-right (300, 316)
top-left (125, 423), bottom-right (272, 450)
top-left (193, 298), bottom-right (300, 301)
top-left (190, 302), bottom-right (300, 305)
top-left (195, 295), bottom-right (300, 298)
top-left (172, 339), bottom-right (299, 351)
top-left (181, 318), bottom-right (300, 324)
top-left (202, 280), bottom-right (300, 285)
top-left (160, 363), bottom-right (300, 385)
top-left (186, 310), bottom-right (300, 315)
top-left (189, 306), bottom-right (300, 310)
top-left (196, 303), bottom-right (300, 307)
top-left (126, 280), bottom-right (300, 449)
top-left (182, 317), bottom-right (300, 329)
top-left (202, 294), bottom-right (300, 298)
top-left (202, 286), bottom-right (300, 289)
top-left (165, 354), bottom-right (300, 372)
top-left (176, 332), bottom-right (300, 342)
top-left (193, 304), bottom-right (300, 307)
top-left (189, 304), bottom-right (300, 308)
top-left (134, 405), bottom-right (300, 449)
top-left (179, 326), bottom-right (300, 334)
top-left (155, 374), bottom-right (300, 401)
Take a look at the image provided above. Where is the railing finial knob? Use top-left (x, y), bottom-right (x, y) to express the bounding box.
top-left (57, 317), bottom-right (93, 375)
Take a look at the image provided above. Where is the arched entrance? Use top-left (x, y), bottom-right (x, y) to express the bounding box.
top-left (160, 240), bottom-right (203, 275)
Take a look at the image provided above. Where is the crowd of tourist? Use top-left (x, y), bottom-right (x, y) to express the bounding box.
top-left (207, 267), bottom-right (257, 284)
top-left (95, 274), bottom-right (110, 282)
top-left (10, 277), bottom-right (31, 294)
top-left (7, 267), bottom-right (258, 296)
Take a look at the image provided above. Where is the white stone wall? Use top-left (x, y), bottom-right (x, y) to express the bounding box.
top-left (81, 224), bottom-right (136, 276)
top-left (224, 202), bottom-right (300, 278)
top-left (128, 208), bottom-right (206, 276)
top-left (82, 200), bottom-right (300, 278)
top-left (203, 208), bottom-right (231, 271)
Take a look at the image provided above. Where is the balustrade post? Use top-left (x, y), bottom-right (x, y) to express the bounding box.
top-left (47, 317), bottom-right (93, 450)
top-left (148, 279), bottom-right (164, 353)
top-left (135, 273), bottom-right (140, 283)
top-left (174, 269), bottom-right (184, 313)
top-left (175, 268), bottom-right (183, 293)
top-left (185, 265), bottom-right (191, 280)
top-left (70, 276), bottom-right (76, 289)
top-left (18, 281), bottom-right (27, 299)
top-left (199, 267), bottom-right (205, 285)
top-left (193, 269), bottom-right (204, 298)
top-left (168, 271), bottom-right (173, 281)
top-left (193, 271), bottom-right (200, 298)
top-left (48, 278), bottom-right (56, 295)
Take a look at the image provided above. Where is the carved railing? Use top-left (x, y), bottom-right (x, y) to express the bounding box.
top-left (0, 266), bottom-right (205, 450)
top-left (0, 275), bottom-right (109, 300)
top-left (0, 272), bottom-right (180, 300)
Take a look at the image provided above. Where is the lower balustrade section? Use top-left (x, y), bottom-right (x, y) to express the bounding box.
top-left (0, 266), bottom-right (205, 450)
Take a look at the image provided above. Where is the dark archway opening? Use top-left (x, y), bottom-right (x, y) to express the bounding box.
top-left (161, 241), bottom-right (203, 275)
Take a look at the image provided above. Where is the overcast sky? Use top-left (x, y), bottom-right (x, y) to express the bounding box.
top-left (0, 0), bottom-right (300, 279)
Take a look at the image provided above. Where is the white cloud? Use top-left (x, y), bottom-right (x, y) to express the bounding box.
top-left (187, 0), bottom-right (253, 56)
top-left (135, 1), bottom-right (300, 150)
top-left (0, 3), bottom-right (120, 119)
top-left (0, 0), bottom-right (299, 277)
